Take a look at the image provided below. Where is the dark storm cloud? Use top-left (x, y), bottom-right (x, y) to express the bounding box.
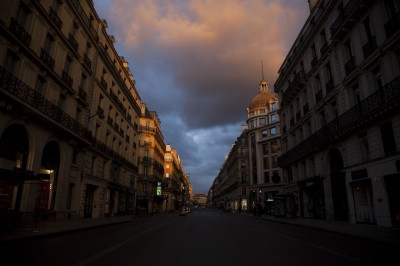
top-left (95, 0), bottom-right (309, 192)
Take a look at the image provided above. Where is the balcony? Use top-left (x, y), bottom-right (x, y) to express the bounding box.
top-left (113, 122), bottom-right (119, 132)
top-left (40, 48), bottom-right (55, 70)
top-left (278, 74), bottom-right (400, 167)
top-left (330, 0), bottom-right (371, 40)
top-left (282, 70), bottom-right (305, 103)
top-left (107, 116), bottom-right (113, 126)
top-left (97, 106), bottom-right (104, 117)
top-left (61, 70), bottom-right (73, 88)
top-left (68, 34), bottom-right (79, 52)
top-left (139, 125), bottom-right (156, 132)
top-left (384, 11), bottom-right (400, 38)
top-left (100, 77), bottom-right (107, 89)
top-left (9, 17), bottom-right (31, 46)
top-left (0, 66), bottom-right (92, 143)
top-left (320, 43), bottom-right (328, 57)
top-left (109, 90), bottom-right (127, 115)
top-left (49, 7), bottom-right (62, 30)
top-left (83, 53), bottom-right (92, 69)
top-left (77, 86), bottom-right (87, 104)
top-left (362, 37), bottom-right (377, 59)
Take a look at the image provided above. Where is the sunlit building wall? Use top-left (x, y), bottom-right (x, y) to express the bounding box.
top-left (274, 0), bottom-right (400, 226)
top-left (164, 144), bottom-right (189, 212)
top-left (246, 79), bottom-right (283, 214)
top-left (0, 0), bottom-right (141, 224)
top-left (136, 103), bottom-right (165, 214)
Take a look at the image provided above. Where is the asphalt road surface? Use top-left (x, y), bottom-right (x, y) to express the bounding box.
top-left (2, 208), bottom-right (397, 266)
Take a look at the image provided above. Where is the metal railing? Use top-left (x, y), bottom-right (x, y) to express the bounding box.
top-left (278, 75), bottom-right (400, 166)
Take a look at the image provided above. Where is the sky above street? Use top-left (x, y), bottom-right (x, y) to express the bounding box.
top-left (94, 0), bottom-right (309, 193)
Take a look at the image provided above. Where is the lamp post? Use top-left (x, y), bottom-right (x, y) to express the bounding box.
top-left (165, 193), bottom-right (169, 214)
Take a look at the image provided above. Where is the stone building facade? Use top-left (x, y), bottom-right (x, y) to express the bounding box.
top-left (274, 0), bottom-right (400, 226)
top-left (0, 0), bottom-right (150, 226)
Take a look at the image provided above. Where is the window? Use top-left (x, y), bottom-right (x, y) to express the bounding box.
top-left (358, 132), bottom-right (370, 162)
top-left (261, 129), bottom-right (268, 138)
top-left (271, 156), bottom-right (278, 168)
top-left (362, 16), bottom-right (374, 42)
top-left (5, 50), bottom-right (20, 74)
top-left (263, 157), bottom-right (269, 170)
top-left (271, 102), bottom-right (277, 111)
top-left (67, 183), bottom-right (74, 210)
top-left (165, 173), bottom-right (169, 178)
top-left (271, 141), bottom-right (278, 153)
top-left (380, 121), bottom-right (397, 154)
top-left (64, 56), bottom-right (72, 73)
top-left (270, 127), bottom-right (276, 135)
top-left (72, 149), bottom-right (79, 164)
top-left (260, 118), bottom-right (266, 125)
top-left (272, 171), bottom-right (280, 183)
top-left (373, 67), bottom-right (383, 91)
top-left (166, 164), bottom-right (170, 169)
top-left (264, 171), bottom-right (270, 183)
top-left (271, 114), bottom-right (277, 122)
top-left (35, 75), bottom-right (46, 94)
top-left (44, 34), bottom-right (54, 53)
top-left (262, 144), bottom-right (269, 155)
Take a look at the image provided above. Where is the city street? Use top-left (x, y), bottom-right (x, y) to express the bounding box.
top-left (1, 208), bottom-right (397, 266)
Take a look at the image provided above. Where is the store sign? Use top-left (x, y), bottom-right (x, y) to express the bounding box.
top-left (156, 182), bottom-right (162, 196)
top-left (35, 181), bottom-right (51, 211)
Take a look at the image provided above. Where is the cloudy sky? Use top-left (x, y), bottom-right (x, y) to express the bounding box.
top-left (94, 0), bottom-right (309, 193)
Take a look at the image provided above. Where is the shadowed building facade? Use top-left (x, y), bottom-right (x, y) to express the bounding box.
top-left (275, 0), bottom-right (400, 226)
top-left (0, 0), bottom-right (145, 226)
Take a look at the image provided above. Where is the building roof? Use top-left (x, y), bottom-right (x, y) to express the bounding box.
top-left (248, 80), bottom-right (276, 112)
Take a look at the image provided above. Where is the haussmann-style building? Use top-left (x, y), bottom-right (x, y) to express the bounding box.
top-left (274, 0), bottom-right (400, 227)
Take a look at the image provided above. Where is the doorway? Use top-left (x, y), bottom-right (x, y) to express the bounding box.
top-left (330, 149), bottom-right (348, 221)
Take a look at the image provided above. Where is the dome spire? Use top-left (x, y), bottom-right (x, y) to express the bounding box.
top-left (261, 59), bottom-right (264, 80)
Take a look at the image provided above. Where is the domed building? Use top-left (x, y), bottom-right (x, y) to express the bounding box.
top-left (246, 79), bottom-right (284, 216)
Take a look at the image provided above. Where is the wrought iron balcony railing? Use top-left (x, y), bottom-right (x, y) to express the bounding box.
top-left (68, 33), bottom-right (79, 52)
top-left (282, 70), bottom-right (305, 103)
top-left (83, 53), bottom-right (92, 69)
top-left (49, 7), bottom-right (62, 30)
top-left (77, 86), bottom-right (87, 103)
top-left (278, 75), bottom-right (400, 166)
top-left (9, 17), bottom-right (31, 46)
top-left (40, 48), bottom-right (55, 70)
top-left (330, 0), bottom-right (363, 38)
top-left (61, 70), bottom-right (73, 88)
top-left (0, 66), bottom-right (91, 142)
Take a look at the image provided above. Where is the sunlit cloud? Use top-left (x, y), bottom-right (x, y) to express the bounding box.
top-left (96, 0), bottom-right (309, 192)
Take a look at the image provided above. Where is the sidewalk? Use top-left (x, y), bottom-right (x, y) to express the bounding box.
top-left (0, 215), bottom-right (135, 242)
top-left (248, 214), bottom-right (400, 245)
top-left (1, 212), bottom-right (400, 245)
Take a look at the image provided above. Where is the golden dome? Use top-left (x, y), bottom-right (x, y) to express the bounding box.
top-left (248, 80), bottom-right (276, 112)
